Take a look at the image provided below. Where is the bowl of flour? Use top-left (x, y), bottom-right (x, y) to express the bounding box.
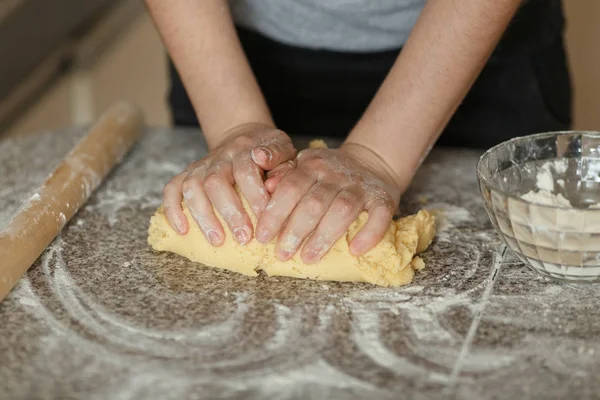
top-left (477, 131), bottom-right (600, 282)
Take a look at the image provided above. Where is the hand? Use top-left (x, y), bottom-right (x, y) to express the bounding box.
top-left (162, 123), bottom-right (297, 246)
top-left (255, 143), bottom-right (403, 263)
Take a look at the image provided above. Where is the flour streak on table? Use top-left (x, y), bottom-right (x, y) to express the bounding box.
top-left (3, 129), bottom-right (600, 400)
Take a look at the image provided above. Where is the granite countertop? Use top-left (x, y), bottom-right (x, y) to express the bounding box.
top-left (1, 128), bottom-right (599, 400)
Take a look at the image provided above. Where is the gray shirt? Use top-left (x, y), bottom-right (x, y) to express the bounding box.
top-left (229, 0), bottom-right (427, 53)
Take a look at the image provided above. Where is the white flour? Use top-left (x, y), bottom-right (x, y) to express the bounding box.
top-left (7, 200), bottom-right (495, 399)
top-left (519, 160), bottom-right (571, 207)
top-left (519, 159), bottom-right (600, 208)
top-left (424, 202), bottom-right (473, 241)
top-left (85, 156), bottom-right (190, 227)
top-left (520, 190), bottom-right (571, 207)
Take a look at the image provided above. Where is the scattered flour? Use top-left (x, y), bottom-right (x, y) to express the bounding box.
top-left (520, 190), bottom-right (571, 207)
top-left (518, 160), bottom-right (568, 206)
top-left (7, 131), bottom-right (582, 399)
top-left (519, 159), bottom-right (600, 208)
top-left (424, 203), bottom-right (473, 238)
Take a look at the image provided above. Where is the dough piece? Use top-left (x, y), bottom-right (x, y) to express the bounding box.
top-left (148, 192), bottom-right (436, 287)
top-left (308, 139), bottom-right (328, 149)
top-left (148, 138), bottom-right (436, 286)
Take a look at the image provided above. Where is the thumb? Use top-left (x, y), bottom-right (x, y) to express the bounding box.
top-left (251, 138), bottom-right (297, 171)
top-left (264, 160), bottom-right (296, 193)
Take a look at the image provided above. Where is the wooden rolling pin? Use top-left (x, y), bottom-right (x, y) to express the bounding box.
top-left (0, 101), bottom-right (145, 302)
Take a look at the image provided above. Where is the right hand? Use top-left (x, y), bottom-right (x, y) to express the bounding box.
top-left (162, 123), bottom-right (297, 246)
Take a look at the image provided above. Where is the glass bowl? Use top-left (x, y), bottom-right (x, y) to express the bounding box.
top-left (477, 131), bottom-right (600, 282)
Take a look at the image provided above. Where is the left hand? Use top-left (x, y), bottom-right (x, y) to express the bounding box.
top-left (255, 143), bottom-right (404, 263)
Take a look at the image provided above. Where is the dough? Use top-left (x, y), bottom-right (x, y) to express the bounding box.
top-left (148, 139), bottom-right (436, 287)
top-left (148, 193), bottom-right (436, 287)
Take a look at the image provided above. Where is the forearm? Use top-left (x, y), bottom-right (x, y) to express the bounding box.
top-left (145, 0), bottom-right (273, 148)
top-left (344, 0), bottom-right (521, 192)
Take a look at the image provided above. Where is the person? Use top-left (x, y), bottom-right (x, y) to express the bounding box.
top-left (144, 0), bottom-right (572, 264)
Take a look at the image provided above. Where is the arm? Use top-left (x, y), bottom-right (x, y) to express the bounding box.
top-left (144, 0), bottom-right (273, 148)
top-left (258, 0), bottom-right (522, 263)
top-left (145, 0), bottom-right (297, 246)
top-left (343, 0), bottom-right (522, 192)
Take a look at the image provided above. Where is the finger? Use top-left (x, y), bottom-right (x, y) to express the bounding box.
top-left (275, 182), bottom-right (340, 261)
top-left (251, 135), bottom-right (297, 170)
top-left (162, 172), bottom-right (189, 235)
top-left (255, 169), bottom-right (317, 244)
top-left (181, 168), bottom-right (225, 246)
top-left (233, 154), bottom-right (270, 218)
top-left (349, 198), bottom-right (394, 256)
top-left (203, 161), bottom-right (254, 245)
top-left (265, 160), bottom-right (296, 193)
top-left (301, 187), bottom-right (363, 264)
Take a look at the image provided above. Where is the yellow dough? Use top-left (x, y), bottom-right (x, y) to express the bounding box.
top-left (148, 139), bottom-right (435, 287)
top-left (148, 193), bottom-right (435, 287)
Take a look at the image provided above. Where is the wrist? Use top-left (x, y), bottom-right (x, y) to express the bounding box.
top-left (339, 142), bottom-right (410, 199)
top-left (207, 120), bottom-right (277, 149)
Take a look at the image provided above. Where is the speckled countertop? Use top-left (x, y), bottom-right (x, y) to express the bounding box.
top-left (1, 128), bottom-right (599, 400)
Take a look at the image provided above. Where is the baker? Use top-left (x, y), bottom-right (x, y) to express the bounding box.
top-left (144, 0), bottom-right (571, 264)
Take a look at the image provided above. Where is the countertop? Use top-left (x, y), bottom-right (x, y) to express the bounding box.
top-left (1, 128), bottom-right (599, 400)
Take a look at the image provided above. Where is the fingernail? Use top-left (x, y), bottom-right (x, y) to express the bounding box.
top-left (256, 229), bottom-right (270, 244)
top-left (277, 250), bottom-right (292, 261)
top-left (208, 230), bottom-right (221, 246)
top-left (234, 227), bottom-right (250, 245)
top-left (349, 241), bottom-right (362, 256)
top-left (303, 250), bottom-right (318, 264)
top-left (259, 147), bottom-right (272, 162)
top-left (252, 147), bottom-right (272, 164)
top-left (173, 214), bottom-right (185, 235)
top-left (280, 233), bottom-right (299, 253)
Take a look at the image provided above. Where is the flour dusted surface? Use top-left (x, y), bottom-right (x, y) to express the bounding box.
top-left (2, 129), bottom-right (599, 399)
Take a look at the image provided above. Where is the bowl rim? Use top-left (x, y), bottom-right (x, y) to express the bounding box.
top-left (476, 130), bottom-right (600, 209)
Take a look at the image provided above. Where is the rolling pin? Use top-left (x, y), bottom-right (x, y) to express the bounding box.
top-left (0, 101), bottom-right (145, 302)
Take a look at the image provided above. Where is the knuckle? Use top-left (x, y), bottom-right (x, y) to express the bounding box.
top-left (374, 197), bottom-right (395, 214)
top-left (333, 194), bottom-right (356, 217)
top-left (224, 148), bottom-right (237, 159)
top-left (189, 163), bottom-right (207, 178)
top-left (303, 156), bottom-right (325, 170)
top-left (279, 179), bottom-right (302, 197)
top-left (181, 176), bottom-right (203, 195)
top-left (233, 163), bottom-right (259, 182)
top-left (302, 195), bottom-right (325, 217)
top-left (296, 149), bottom-right (309, 161)
top-left (277, 160), bottom-right (296, 173)
top-left (162, 180), bottom-right (179, 197)
top-left (202, 174), bottom-right (224, 192)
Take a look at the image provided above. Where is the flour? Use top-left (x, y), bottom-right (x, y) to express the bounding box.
top-left (424, 202), bottom-right (473, 240)
top-left (84, 133), bottom-right (197, 227)
top-left (8, 228), bottom-right (497, 399)
top-left (535, 159), bottom-right (566, 192)
top-left (518, 160), bottom-right (571, 207)
top-left (10, 238), bottom-right (389, 397)
top-left (0, 131), bottom-right (80, 229)
top-left (520, 190), bottom-right (571, 207)
top-left (519, 159), bottom-right (600, 209)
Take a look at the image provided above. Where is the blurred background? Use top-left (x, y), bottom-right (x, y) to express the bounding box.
top-left (0, 0), bottom-right (598, 138)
